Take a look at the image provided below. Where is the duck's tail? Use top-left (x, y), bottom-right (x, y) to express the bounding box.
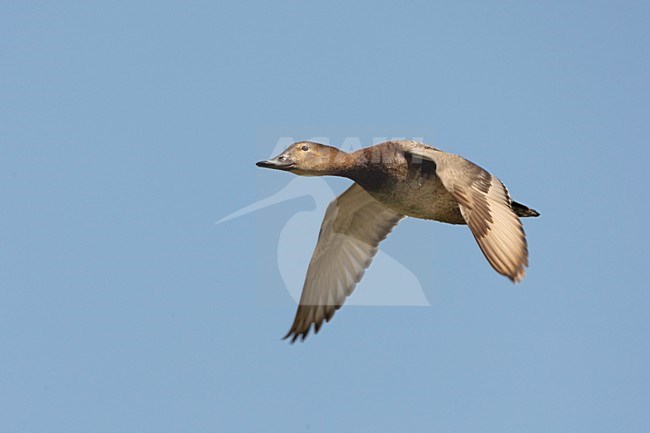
top-left (511, 201), bottom-right (540, 218)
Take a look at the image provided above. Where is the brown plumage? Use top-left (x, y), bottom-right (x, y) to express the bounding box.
top-left (256, 140), bottom-right (540, 342)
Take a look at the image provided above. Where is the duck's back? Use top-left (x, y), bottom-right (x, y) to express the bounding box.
top-left (351, 141), bottom-right (465, 224)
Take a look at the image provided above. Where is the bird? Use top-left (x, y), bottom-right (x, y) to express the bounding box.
top-left (256, 140), bottom-right (540, 342)
top-left (216, 178), bottom-right (430, 307)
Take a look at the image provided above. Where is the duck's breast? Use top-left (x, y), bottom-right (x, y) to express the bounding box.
top-left (354, 150), bottom-right (465, 224)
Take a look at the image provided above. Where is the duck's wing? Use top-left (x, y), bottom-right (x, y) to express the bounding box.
top-left (406, 147), bottom-right (529, 282)
top-left (285, 183), bottom-right (404, 342)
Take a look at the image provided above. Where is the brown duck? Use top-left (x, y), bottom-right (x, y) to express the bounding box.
top-left (256, 140), bottom-right (540, 342)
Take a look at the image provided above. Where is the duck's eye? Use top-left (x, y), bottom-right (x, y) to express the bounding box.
top-left (301, 145), bottom-right (309, 151)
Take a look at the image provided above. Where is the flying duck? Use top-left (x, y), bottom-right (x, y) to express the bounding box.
top-left (256, 140), bottom-right (540, 342)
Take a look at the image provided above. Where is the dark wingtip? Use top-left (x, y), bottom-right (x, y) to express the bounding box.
top-left (283, 329), bottom-right (305, 344)
top-left (283, 324), bottom-right (315, 344)
top-left (282, 330), bottom-right (295, 343)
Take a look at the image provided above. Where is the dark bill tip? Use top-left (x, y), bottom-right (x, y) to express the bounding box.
top-left (256, 158), bottom-right (294, 170)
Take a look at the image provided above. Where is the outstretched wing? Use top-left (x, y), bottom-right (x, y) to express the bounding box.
top-left (407, 147), bottom-right (529, 282)
top-left (285, 183), bottom-right (404, 342)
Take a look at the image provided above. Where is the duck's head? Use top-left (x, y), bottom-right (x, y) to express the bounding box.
top-left (256, 141), bottom-right (346, 176)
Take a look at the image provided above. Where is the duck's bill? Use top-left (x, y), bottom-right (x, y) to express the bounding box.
top-left (256, 158), bottom-right (295, 170)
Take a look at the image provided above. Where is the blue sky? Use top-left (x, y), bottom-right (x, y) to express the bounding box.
top-left (1, 1), bottom-right (649, 432)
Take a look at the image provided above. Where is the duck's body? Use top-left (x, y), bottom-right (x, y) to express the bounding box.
top-left (257, 140), bottom-right (539, 342)
top-left (349, 141), bottom-right (466, 223)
